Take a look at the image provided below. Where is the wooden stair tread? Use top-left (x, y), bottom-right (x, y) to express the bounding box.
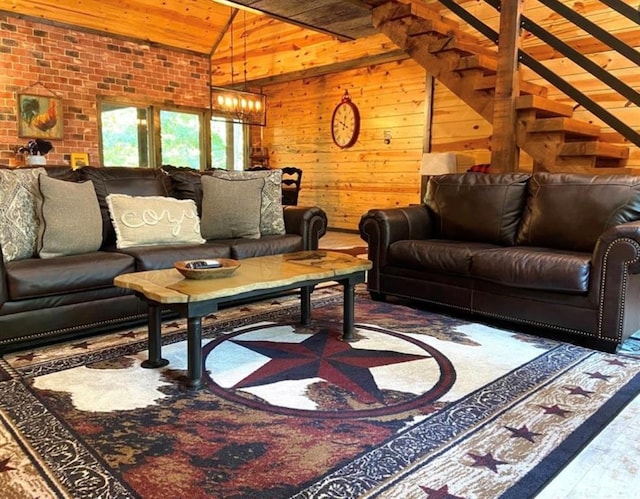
top-left (406, 17), bottom-right (477, 43)
top-left (516, 95), bottom-right (573, 118)
top-left (455, 54), bottom-right (497, 74)
top-left (476, 77), bottom-right (548, 97)
top-left (528, 117), bottom-right (601, 137)
top-left (429, 37), bottom-right (496, 57)
top-left (371, 1), bottom-right (413, 27)
top-left (559, 141), bottom-right (629, 159)
top-left (410, 2), bottom-right (460, 31)
top-left (372, 1), bottom-right (459, 30)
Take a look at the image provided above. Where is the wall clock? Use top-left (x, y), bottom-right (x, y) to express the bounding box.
top-left (331, 90), bottom-right (360, 148)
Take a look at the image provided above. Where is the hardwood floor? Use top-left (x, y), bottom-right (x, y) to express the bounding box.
top-left (320, 230), bottom-right (363, 249)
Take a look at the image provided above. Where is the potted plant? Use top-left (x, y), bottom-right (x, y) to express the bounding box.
top-left (18, 139), bottom-right (53, 165)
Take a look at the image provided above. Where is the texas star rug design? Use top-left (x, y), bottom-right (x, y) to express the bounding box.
top-left (1, 288), bottom-right (640, 498)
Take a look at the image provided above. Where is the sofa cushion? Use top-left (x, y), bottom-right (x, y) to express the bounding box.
top-left (471, 246), bottom-right (591, 293)
top-left (388, 239), bottom-right (499, 276)
top-left (106, 194), bottom-right (205, 249)
top-left (208, 169), bottom-right (286, 236)
top-left (168, 170), bottom-right (202, 210)
top-left (229, 234), bottom-right (303, 259)
top-left (6, 251), bottom-right (135, 300)
top-left (79, 166), bottom-right (173, 248)
top-left (425, 173), bottom-right (530, 246)
top-left (200, 176), bottom-right (264, 239)
top-left (115, 242), bottom-right (230, 271)
top-left (37, 176), bottom-right (103, 258)
top-left (516, 172), bottom-right (640, 252)
top-left (0, 167), bottom-right (47, 262)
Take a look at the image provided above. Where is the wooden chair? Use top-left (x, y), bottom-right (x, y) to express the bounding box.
top-left (281, 167), bottom-right (302, 206)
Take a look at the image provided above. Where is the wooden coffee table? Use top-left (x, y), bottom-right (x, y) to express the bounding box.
top-left (114, 251), bottom-right (372, 389)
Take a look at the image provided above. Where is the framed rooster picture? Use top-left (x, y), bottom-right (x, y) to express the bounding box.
top-left (17, 94), bottom-right (63, 139)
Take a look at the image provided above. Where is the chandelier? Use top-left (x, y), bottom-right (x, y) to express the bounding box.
top-left (210, 10), bottom-right (266, 126)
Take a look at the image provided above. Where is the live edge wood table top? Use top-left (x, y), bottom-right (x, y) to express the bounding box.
top-left (114, 251), bottom-right (372, 389)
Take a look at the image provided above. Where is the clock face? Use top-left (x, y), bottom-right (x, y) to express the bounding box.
top-left (331, 97), bottom-right (360, 148)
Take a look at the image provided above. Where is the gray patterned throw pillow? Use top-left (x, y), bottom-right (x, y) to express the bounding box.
top-left (0, 167), bottom-right (48, 262)
top-left (208, 169), bottom-right (285, 236)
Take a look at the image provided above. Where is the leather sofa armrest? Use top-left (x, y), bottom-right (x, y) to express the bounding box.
top-left (283, 205), bottom-right (328, 251)
top-left (359, 206), bottom-right (432, 294)
top-left (590, 221), bottom-right (640, 343)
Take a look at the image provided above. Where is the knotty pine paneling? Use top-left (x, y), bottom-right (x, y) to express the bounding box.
top-left (263, 59), bottom-right (427, 231)
top-left (5, 0), bottom-right (231, 54)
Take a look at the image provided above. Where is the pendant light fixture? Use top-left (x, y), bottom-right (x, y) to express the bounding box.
top-left (210, 9), bottom-right (266, 126)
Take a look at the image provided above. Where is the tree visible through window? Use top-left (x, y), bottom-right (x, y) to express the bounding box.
top-left (160, 110), bottom-right (200, 169)
top-left (101, 104), bottom-right (149, 167)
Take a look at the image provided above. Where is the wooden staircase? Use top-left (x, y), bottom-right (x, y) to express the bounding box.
top-left (371, 1), bottom-right (631, 174)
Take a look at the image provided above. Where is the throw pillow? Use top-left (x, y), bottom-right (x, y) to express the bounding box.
top-left (0, 167), bottom-right (48, 262)
top-left (200, 176), bottom-right (264, 239)
top-left (208, 169), bottom-right (285, 235)
top-left (37, 176), bottom-right (103, 258)
top-left (106, 194), bottom-right (205, 249)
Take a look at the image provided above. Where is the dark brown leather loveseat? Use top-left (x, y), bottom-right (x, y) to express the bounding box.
top-left (0, 165), bottom-right (327, 352)
top-left (359, 172), bottom-right (640, 352)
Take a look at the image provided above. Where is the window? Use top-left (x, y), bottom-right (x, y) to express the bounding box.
top-left (100, 104), bottom-right (150, 167)
top-left (211, 118), bottom-right (246, 171)
top-left (98, 99), bottom-right (248, 170)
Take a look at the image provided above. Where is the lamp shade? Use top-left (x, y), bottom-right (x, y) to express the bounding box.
top-left (420, 152), bottom-right (458, 175)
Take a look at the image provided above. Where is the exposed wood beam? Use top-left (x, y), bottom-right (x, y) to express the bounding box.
top-left (209, 9), bottom-right (239, 57)
top-left (225, 49), bottom-right (409, 88)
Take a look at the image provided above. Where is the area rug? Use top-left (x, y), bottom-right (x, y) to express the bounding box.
top-left (1, 288), bottom-right (640, 498)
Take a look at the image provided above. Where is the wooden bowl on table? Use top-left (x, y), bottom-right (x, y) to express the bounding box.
top-left (174, 258), bottom-right (240, 280)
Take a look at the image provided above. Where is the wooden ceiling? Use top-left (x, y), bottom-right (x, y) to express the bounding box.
top-left (3, 0), bottom-right (387, 54)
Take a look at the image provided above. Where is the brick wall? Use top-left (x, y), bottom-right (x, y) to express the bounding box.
top-left (0, 14), bottom-right (209, 166)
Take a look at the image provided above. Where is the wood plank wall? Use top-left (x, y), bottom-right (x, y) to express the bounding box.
top-left (211, 11), bottom-right (428, 231)
top-left (262, 59), bottom-right (427, 231)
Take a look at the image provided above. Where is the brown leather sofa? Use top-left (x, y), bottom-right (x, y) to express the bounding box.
top-left (359, 172), bottom-right (640, 352)
top-left (0, 166), bottom-right (327, 352)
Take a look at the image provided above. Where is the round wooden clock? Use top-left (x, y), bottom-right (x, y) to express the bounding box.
top-left (331, 90), bottom-right (360, 148)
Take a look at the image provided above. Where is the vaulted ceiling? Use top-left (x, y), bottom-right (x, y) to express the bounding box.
top-left (3, 0), bottom-right (388, 54)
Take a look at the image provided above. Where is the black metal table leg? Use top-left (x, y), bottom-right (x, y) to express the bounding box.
top-left (301, 285), bottom-right (312, 326)
top-left (141, 303), bottom-right (169, 368)
top-left (341, 281), bottom-right (356, 342)
top-left (186, 316), bottom-right (203, 390)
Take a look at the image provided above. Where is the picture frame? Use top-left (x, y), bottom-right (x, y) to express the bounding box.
top-left (70, 152), bottom-right (89, 170)
top-left (17, 94), bottom-right (63, 139)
